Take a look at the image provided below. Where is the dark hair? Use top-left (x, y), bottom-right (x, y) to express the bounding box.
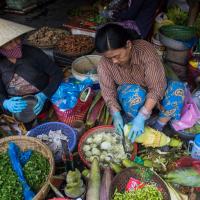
top-left (95, 23), bottom-right (140, 53)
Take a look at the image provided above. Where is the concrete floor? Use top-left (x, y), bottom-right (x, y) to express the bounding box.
top-left (0, 0), bottom-right (90, 28)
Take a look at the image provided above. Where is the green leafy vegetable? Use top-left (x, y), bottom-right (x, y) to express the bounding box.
top-left (185, 123), bottom-right (200, 134)
top-left (113, 185), bottom-right (163, 200)
top-left (0, 150), bottom-right (50, 200)
top-left (166, 6), bottom-right (200, 36)
top-left (24, 152), bottom-right (50, 192)
top-left (0, 153), bottom-right (23, 200)
top-left (166, 6), bottom-right (188, 26)
top-left (164, 167), bottom-right (200, 187)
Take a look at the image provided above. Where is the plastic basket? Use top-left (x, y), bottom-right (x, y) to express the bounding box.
top-left (78, 125), bottom-right (138, 168)
top-left (72, 55), bottom-right (101, 83)
top-left (160, 25), bottom-right (196, 41)
top-left (28, 122), bottom-right (77, 153)
top-left (53, 87), bottom-right (95, 126)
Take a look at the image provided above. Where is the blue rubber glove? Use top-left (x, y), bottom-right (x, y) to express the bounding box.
top-left (3, 97), bottom-right (27, 113)
top-left (34, 92), bottom-right (47, 115)
top-left (113, 111), bottom-right (124, 135)
top-left (128, 112), bottom-right (146, 143)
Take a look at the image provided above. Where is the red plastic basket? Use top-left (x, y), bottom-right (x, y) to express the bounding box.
top-left (78, 125), bottom-right (138, 168)
top-left (53, 87), bottom-right (94, 126)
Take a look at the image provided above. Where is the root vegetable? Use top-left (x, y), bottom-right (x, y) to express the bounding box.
top-left (86, 157), bottom-right (101, 200)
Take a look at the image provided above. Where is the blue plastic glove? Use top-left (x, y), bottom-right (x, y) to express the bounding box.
top-left (34, 92), bottom-right (47, 115)
top-left (128, 112), bottom-right (146, 143)
top-left (113, 111), bottom-right (124, 135)
top-left (3, 97), bottom-right (27, 113)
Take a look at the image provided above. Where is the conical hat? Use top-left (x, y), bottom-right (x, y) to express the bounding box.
top-left (0, 18), bottom-right (34, 47)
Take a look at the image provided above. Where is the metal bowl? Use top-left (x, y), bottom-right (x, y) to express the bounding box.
top-left (14, 95), bottom-right (37, 123)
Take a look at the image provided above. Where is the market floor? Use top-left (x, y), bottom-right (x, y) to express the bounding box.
top-left (0, 0), bottom-right (91, 28)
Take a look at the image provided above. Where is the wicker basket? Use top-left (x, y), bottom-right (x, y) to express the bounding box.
top-left (109, 167), bottom-right (171, 200)
top-left (72, 55), bottom-right (101, 83)
top-left (0, 136), bottom-right (55, 200)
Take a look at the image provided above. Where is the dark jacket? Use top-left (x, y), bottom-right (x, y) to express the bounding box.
top-left (0, 45), bottom-right (63, 105)
top-left (118, 0), bottom-right (161, 38)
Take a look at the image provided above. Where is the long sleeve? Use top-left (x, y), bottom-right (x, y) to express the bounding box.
top-left (32, 48), bottom-right (63, 98)
top-left (143, 43), bottom-right (167, 101)
top-left (97, 58), bottom-right (121, 112)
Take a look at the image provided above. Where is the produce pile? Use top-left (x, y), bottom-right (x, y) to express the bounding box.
top-left (185, 123), bottom-right (200, 134)
top-left (166, 6), bottom-right (200, 36)
top-left (82, 131), bottom-right (134, 167)
top-left (67, 3), bottom-right (107, 29)
top-left (27, 26), bottom-right (69, 47)
top-left (36, 129), bottom-right (68, 161)
top-left (86, 92), bottom-right (113, 129)
top-left (64, 169), bottom-right (85, 198)
top-left (56, 35), bottom-right (94, 56)
top-left (0, 150), bottom-right (50, 200)
top-left (113, 185), bottom-right (164, 200)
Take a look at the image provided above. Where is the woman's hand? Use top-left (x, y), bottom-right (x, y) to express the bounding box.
top-left (128, 112), bottom-right (146, 143)
top-left (113, 111), bottom-right (124, 135)
top-left (34, 92), bottom-right (47, 115)
top-left (3, 97), bottom-right (27, 113)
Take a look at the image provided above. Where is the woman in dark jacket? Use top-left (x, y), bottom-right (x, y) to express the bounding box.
top-left (0, 19), bottom-right (63, 116)
top-left (101, 0), bottom-right (162, 38)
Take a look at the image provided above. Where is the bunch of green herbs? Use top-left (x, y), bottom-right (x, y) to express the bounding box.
top-left (166, 6), bottom-right (188, 26)
top-left (0, 153), bottom-right (23, 200)
top-left (24, 151), bottom-right (50, 192)
top-left (0, 151), bottom-right (50, 200)
top-left (113, 185), bottom-right (163, 200)
top-left (166, 6), bottom-right (200, 36)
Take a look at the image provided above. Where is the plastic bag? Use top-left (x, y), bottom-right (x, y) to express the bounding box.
top-left (172, 88), bottom-right (200, 131)
top-left (51, 77), bottom-right (93, 111)
top-left (192, 87), bottom-right (200, 111)
top-left (20, 150), bottom-right (32, 166)
top-left (8, 142), bottom-right (35, 200)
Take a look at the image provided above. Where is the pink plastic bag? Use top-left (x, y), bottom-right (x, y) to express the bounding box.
top-left (172, 88), bottom-right (200, 131)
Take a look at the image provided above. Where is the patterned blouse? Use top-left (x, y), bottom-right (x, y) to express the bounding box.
top-left (97, 39), bottom-right (167, 112)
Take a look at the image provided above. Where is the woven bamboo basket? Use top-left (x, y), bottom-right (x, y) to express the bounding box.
top-left (109, 167), bottom-right (171, 200)
top-left (0, 136), bottom-right (55, 200)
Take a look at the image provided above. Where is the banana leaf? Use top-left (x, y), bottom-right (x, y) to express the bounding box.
top-left (98, 105), bottom-right (106, 125)
top-left (107, 115), bottom-right (113, 125)
top-left (86, 91), bottom-right (102, 121)
top-left (86, 96), bottom-right (105, 129)
top-left (104, 105), bottom-right (111, 125)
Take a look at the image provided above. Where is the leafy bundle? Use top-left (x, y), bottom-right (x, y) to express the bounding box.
top-left (0, 151), bottom-right (50, 200)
